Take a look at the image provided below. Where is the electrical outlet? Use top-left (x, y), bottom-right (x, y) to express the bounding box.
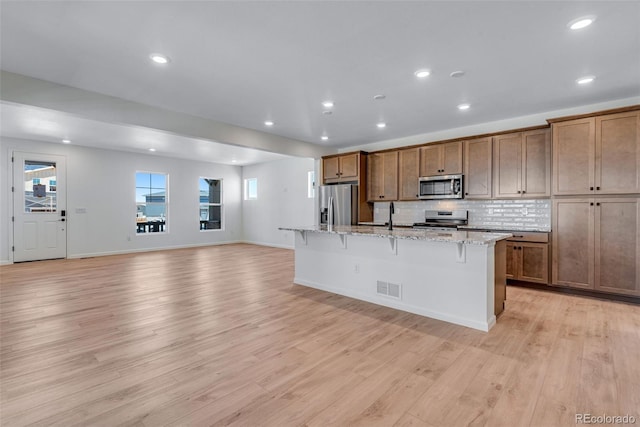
top-left (126, 235), bottom-right (131, 241)
top-left (354, 264), bottom-right (360, 273)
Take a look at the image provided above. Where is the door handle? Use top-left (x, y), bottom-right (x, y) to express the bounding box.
top-left (59, 218), bottom-right (66, 222)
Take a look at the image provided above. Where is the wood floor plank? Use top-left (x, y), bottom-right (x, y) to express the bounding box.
top-left (1, 243), bottom-right (639, 426)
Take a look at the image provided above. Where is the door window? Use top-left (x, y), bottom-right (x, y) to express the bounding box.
top-left (24, 161), bottom-right (57, 213)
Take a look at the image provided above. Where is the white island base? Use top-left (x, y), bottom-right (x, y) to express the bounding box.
top-left (288, 227), bottom-right (508, 332)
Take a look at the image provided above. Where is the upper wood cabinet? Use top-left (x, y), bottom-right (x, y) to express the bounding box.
top-left (322, 152), bottom-right (360, 184)
top-left (367, 151), bottom-right (398, 201)
top-left (552, 111), bottom-right (640, 195)
top-left (398, 148), bottom-right (420, 200)
top-left (419, 141), bottom-right (462, 176)
top-left (493, 129), bottom-right (550, 198)
top-left (463, 137), bottom-right (492, 199)
top-left (552, 197), bottom-right (640, 296)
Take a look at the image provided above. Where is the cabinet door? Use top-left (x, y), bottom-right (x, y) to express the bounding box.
top-left (493, 133), bottom-right (522, 198)
top-left (522, 129), bottom-right (550, 197)
top-left (519, 242), bottom-right (549, 284)
top-left (399, 148), bottom-right (420, 200)
top-left (552, 198), bottom-right (594, 289)
top-left (594, 198), bottom-right (640, 296)
top-left (367, 153), bottom-right (383, 201)
top-left (323, 157), bottom-right (341, 183)
top-left (382, 151), bottom-right (399, 200)
top-left (339, 153), bottom-right (359, 181)
top-left (505, 241), bottom-right (517, 280)
top-left (552, 118), bottom-right (595, 195)
top-left (464, 137), bottom-right (492, 198)
top-left (596, 111), bottom-right (640, 194)
top-left (419, 145), bottom-right (441, 176)
top-left (442, 141), bottom-right (463, 175)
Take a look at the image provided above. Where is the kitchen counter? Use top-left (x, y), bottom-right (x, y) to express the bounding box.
top-left (281, 225), bottom-right (511, 246)
top-left (280, 225), bottom-right (508, 331)
top-left (357, 221), bottom-right (414, 228)
top-left (459, 225), bottom-right (551, 233)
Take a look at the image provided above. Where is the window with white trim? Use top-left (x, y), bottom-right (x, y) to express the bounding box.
top-left (244, 178), bottom-right (258, 200)
top-left (307, 171), bottom-right (315, 198)
top-left (199, 178), bottom-right (222, 230)
top-left (136, 172), bottom-right (167, 233)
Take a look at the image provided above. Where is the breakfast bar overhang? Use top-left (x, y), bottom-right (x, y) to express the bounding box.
top-left (280, 226), bottom-right (511, 331)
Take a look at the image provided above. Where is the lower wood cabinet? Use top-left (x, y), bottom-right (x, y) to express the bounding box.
top-left (506, 233), bottom-right (549, 284)
top-left (552, 197), bottom-right (640, 296)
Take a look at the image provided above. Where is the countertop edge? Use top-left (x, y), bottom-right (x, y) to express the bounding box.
top-left (279, 226), bottom-right (511, 245)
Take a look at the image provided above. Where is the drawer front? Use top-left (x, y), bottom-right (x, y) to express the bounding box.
top-left (507, 232), bottom-right (549, 243)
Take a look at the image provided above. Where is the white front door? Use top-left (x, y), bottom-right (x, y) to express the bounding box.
top-left (13, 152), bottom-right (67, 262)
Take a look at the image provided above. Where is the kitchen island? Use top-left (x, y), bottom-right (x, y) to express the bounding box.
top-left (280, 225), bottom-right (511, 331)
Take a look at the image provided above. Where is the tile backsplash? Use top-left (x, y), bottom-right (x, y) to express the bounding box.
top-left (373, 199), bottom-right (551, 231)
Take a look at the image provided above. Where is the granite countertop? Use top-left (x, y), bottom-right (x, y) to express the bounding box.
top-left (357, 221), bottom-right (414, 228)
top-left (280, 225), bottom-right (511, 245)
top-left (458, 225), bottom-right (551, 233)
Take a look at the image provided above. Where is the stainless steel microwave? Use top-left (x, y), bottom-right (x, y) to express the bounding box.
top-left (418, 174), bottom-right (464, 199)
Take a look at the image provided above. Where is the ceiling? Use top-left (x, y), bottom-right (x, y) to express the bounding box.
top-left (1, 1), bottom-right (639, 162)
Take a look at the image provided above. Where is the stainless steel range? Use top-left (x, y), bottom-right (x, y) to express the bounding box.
top-left (413, 210), bottom-right (468, 231)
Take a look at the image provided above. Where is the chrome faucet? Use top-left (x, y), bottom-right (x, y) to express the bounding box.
top-left (388, 201), bottom-right (394, 230)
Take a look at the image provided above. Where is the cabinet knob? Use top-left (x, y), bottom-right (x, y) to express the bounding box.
top-left (522, 190), bottom-right (526, 194)
top-left (416, 194), bottom-right (419, 198)
top-left (336, 173), bottom-right (340, 176)
top-left (465, 192), bottom-right (469, 195)
top-left (590, 186), bottom-right (594, 191)
top-left (596, 202), bottom-right (600, 206)
top-left (517, 191), bottom-right (521, 194)
top-left (596, 186), bottom-right (600, 191)
top-left (590, 202), bottom-right (594, 206)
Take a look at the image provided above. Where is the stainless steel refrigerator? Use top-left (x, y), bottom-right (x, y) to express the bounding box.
top-left (319, 184), bottom-right (358, 226)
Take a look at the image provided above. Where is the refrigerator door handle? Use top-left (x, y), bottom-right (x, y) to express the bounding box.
top-left (328, 195), bottom-right (334, 229)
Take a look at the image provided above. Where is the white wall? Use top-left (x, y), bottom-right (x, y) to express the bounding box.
top-left (242, 157), bottom-right (317, 249)
top-left (1, 137), bottom-right (243, 263)
top-left (342, 96), bottom-right (640, 153)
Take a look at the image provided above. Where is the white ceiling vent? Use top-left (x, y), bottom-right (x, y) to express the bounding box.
top-left (376, 280), bottom-right (402, 300)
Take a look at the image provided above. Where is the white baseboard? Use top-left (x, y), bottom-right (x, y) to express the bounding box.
top-left (0, 259), bottom-right (11, 266)
top-left (67, 240), bottom-right (244, 259)
top-left (241, 240), bottom-right (294, 250)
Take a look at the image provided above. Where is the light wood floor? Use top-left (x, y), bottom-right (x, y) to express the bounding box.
top-left (1, 244), bottom-right (639, 427)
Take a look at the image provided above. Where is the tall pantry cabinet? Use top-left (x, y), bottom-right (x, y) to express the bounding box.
top-left (551, 109), bottom-right (640, 296)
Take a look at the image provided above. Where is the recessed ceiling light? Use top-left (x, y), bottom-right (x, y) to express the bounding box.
top-left (377, 122), bottom-right (387, 129)
top-left (322, 101), bottom-right (334, 108)
top-left (264, 120), bottom-right (274, 126)
top-left (450, 70), bottom-right (465, 78)
top-left (62, 139), bottom-right (71, 144)
top-left (414, 69), bottom-right (431, 78)
top-left (150, 53), bottom-right (170, 64)
top-left (148, 148), bottom-right (156, 152)
top-left (373, 94), bottom-right (386, 100)
top-left (321, 135), bottom-right (329, 141)
top-left (576, 75), bottom-right (596, 85)
top-left (457, 103), bottom-right (471, 111)
top-left (568, 16), bottom-right (596, 30)
top-left (231, 159), bottom-right (237, 163)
